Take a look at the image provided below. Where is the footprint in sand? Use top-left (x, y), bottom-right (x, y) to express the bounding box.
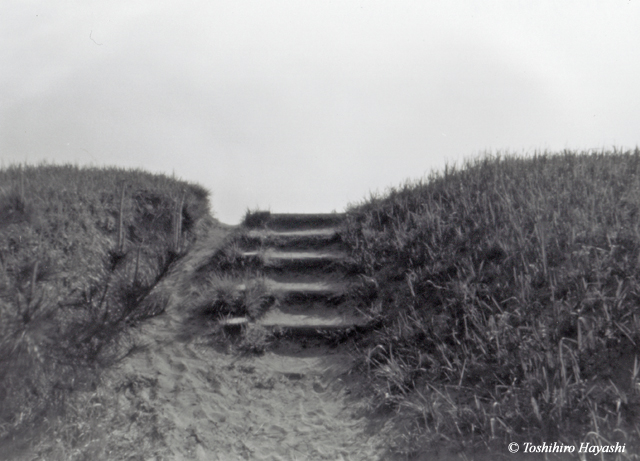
top-left (172, 362), bottom-right (188, 373)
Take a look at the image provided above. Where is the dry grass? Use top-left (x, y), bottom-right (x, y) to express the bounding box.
top-left (243, 209), bottom-right (271, 228)
top-left (0, 163), bottom-right (212, 447)
top-left (343, 150), bottom-right (640, 458)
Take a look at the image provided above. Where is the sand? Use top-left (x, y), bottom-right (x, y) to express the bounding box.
top-left (107, 307), bottom-right (388, 460)
top-left (11, 225), bottom-right (392, 460)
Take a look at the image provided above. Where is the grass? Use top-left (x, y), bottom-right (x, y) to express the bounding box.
top-left (190, 273), bottom-right (275, 320)
top-left (243, 209), bottom-right (272, 228)
top-left (0, 163), bottom-right (212, 447)
top-left (342, 150), bottom-right (640, 458)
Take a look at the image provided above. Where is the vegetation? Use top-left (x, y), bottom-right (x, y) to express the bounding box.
top-left (343, 150), bottom-right (640, 458)
top-left (243, 209), bottom-right (271, 228)
top-left (0, 163), bottom-right (212, 443)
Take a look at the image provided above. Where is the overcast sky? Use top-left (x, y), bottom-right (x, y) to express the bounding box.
top-left (2, 1), bottom-right (640, 223)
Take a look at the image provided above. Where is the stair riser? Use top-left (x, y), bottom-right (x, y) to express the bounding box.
top-left (222, 323), bottom-right (373, 338)
top-left (276, 291), bottom-right (346, 305)
top-left (241, 234), bottom-right (343, 251)
top-left (271, 326), bottom-right (359, 337)
top-left (262, 258), bottom-right (352, 272)
top-left (235, 285), bottom-right (349, 304)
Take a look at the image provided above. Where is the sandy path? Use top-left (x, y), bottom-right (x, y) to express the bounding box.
top-left (110, 308), bottom-right (387, 460)
top-left (5, 226), bottom-right (392, 460)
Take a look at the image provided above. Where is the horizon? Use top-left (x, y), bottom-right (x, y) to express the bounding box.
top-left (3, 1), bottom-right (640, 224)
top-left (3, 146), bottom-right (640, 224)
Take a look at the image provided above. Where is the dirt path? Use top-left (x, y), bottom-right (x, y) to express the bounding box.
top-left (103, 215), bottom-right (390, 460)
top-left (110, 309), bottom-right (386, 460)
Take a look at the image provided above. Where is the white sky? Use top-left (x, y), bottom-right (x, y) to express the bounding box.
top-left (2, 1), bottom-right (640, 224)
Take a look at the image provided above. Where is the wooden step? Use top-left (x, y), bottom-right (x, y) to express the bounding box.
top-left (243, 228), bottom-right (342, 250)
top-left (220, 308), bottom-right (371, 337)
top-left (241, 249), bottom-right (350, 271)
top-left (219, 210), bottom-right (374, 344)
top-left (265, 213), bottom-right (346, 231)
top-left (236, 279), bottom-right (350, 304)
top-left (247, 228), bottom-right (339, 239)
top-left (270, 280), bottom-right (348, 303)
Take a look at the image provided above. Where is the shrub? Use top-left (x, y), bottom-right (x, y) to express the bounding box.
top-left (243, 209), bottom-right (271, 228)
top-left (0, 163), bottom-right (212, 438)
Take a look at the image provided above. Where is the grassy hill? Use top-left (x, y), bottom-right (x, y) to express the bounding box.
top-left (6, 153), bottom-right (640, 459)
top-left (0, 164), bottom-right (212, 441)
top-left (342, 150), bottom-right (640, 457)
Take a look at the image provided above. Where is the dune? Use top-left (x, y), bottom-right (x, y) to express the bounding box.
top-left (110, 309), bottom-right (386, 460)
top-left (98, 218), bottom-right (389, 460)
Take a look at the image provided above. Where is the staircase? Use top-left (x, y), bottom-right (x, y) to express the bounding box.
top-left (221, 213), bottom-right (371, 338)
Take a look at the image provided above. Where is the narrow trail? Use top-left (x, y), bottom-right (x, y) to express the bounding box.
top-left (107, 214), bottom-right (390, 460)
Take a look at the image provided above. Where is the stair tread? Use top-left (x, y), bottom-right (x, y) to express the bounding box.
top-left (221, 311), bottom-right (369, 330)
top-left (261, 307), bottom-right (367, 327)
top-left (236, 279), bottom-right (349, 293)
top-left (267, 279), bottom-right (349, 293)
top-left (266, 272), bottom-right (351, 283)
top-left (242, 249), bottom-right (347, 259)
top-left (247, 228), bottom-right (339, 238)
top-left (269, 213), bottom-right (346, 218)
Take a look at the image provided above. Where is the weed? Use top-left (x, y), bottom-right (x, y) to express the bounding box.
top-left (244, 278), bottom-right (275, 319)
top-left (238, 324), bottom-right (272, 353)
top-left (190, 273), bottom-right (274, 321)
top-left (0, 187), bottom-right (35, 228)
top-left (243, 209), bottom-right (271, 228)
top-left (343, 150), bottom-right (640, 456)
top-left (0, 163), bottom-right (211, 443)
top-left (195, 234), bottom-right (264, 278)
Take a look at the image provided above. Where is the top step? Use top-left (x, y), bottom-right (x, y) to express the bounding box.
top-left (245, 212), bottom-right (346, 230)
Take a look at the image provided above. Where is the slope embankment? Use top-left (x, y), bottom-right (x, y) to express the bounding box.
top-left (14, 210), bottom-right (390, 460)
top-left (0, 164), bottom-right (212, 459)
top-left (15, 152), bottom-right (639, 459)
top-left (341, 151), bottom-right (640, 458)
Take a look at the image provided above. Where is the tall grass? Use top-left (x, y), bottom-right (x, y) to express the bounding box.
top-left (0, 163), bottom-right (211, 440)
top-left (343, 150), bottom-right (640, 457)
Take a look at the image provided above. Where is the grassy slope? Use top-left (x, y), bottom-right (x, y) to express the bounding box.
top-left (0, 164), bottom-right (212, 442)
top-left (343, 151), bottom-right (640, 458)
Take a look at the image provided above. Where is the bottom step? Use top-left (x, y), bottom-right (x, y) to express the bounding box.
top-left (221, 308), bottom-right (371, 336)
